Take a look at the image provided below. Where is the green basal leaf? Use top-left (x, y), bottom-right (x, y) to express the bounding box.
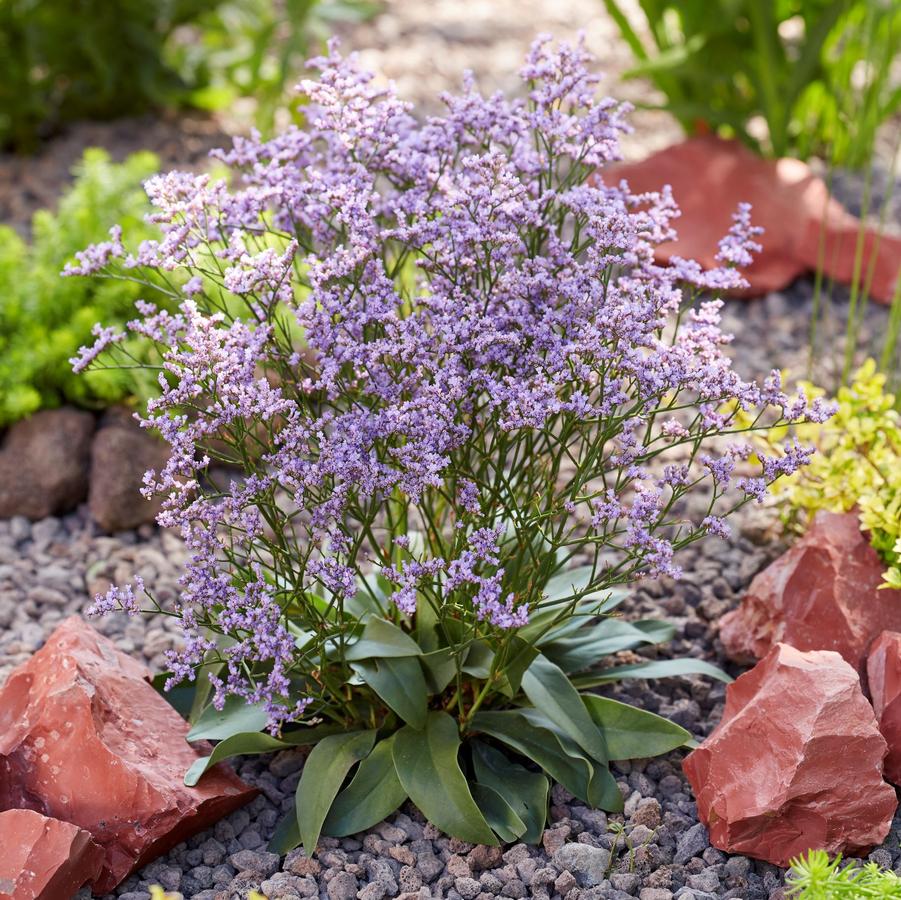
top-left (587, 759), bottom-right (624, 812)
top-left (471, 710), bottom-right (595, 806)
top-left (151, 671), bottom-right (196, 720)
top-left (345, 616), bottom-right (423, 661)
top-left (543, 619), bottom-right (676, 674)
top-left (269, 806), bottom-right (301, 855)
top-left (583, 695), bottom-right (692, 760)
top-left (462, 640), bottom-right (494, 678)
top-left (420, 647), bottom-right (458, 693)
top-left (296, 730), bottom-right (377, 855)
top-left (323, 735), bottom-right (407, 837)
top-left (471, 740), bottom-right (548, 844)
top-left (515, 708), bottom-right (623, 813)
top-left (345, 573), bottom-right (389, 619)
top-left (393, 711), bottom-right (498, 846)
top-left (521, 653), bottom-right (608, 763)
top-left (351, 657), bottom-right (429, 729)
top-left (184, 722), bottom-right (346, 787)
top-left (574, 657), bottom-right (732, 688)
top-left (186, 695), bottom-right (269, 741)
top-left (185, 732), bottom-right (292, 787)
top-left (470, 782), bottom-right (527, 843)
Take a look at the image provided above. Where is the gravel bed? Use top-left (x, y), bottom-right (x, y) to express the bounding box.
top-left (0, 271), bottom-right (897, 899)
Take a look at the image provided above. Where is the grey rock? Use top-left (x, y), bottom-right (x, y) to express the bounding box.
top-left (674, 824), bottom-right (709, 866)
top-left (551, 844), bottom-right (611, 888)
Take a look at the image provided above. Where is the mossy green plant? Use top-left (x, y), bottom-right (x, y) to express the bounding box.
top-left (787, 850), bottom-right (901, 898)
top-left (0, 148), bottom-right (169, 427)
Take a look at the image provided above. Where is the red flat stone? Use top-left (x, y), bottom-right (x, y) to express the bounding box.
top-left (867, 631), bottom-right (901, 785)
top-left (604, 136), bottom-right (901, 303)
top-left (0, 617), bottom-right (257, 893)
top-left (684, 642), bottom-right (896, 866)
top-left (0, 808), bottom-right (103, 900)
top-left (719, 510), bottom-right (901, 672)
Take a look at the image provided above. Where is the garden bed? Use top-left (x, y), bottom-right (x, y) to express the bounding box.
top-left (1, 270), bottom-right (896, 900)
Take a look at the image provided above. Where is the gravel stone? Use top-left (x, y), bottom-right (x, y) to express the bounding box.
top-left (674, 825), bottom-right (710, 866)
top-left (552, 844), bottom-right (612, 887)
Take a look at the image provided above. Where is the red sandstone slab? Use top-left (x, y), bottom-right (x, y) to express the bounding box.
top-left (684, 642), bottom-right (896, 866)
top-left (0, 617), bottom-right (257, 893)
top-left (604, 136), bottom-right (901, 302)
top-left (0, 808), bottom-right (103, 900)
top-left (719, 510), bottom-right (901, 672)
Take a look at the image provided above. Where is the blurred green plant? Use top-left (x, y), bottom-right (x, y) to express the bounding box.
top-left (787, 849), bottom-right (901, 897)
top-left (0, 148), bottom-right (167, 426)
top-left (0, 0), bottom-right (375, 150)
top-left (603, 0), bottom-right (901, 165)
top-left (174, 0), bottom-right (379, 136)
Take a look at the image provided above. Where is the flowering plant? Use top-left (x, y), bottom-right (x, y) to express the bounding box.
top-left (70, 37), bottom-right (830, 852)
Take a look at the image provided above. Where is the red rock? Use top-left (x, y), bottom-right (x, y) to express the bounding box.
top-left (683, 643), bottom-right (896, 866)
top-left (867, 631), bottom-right (901, 785)
top-left (604, 136), bottom-right (901, 303)
top-left (719, 510), bottom-right (901, 672)
top-left (0, 617), bottom-right (256, 893)
top-left (0, 808), bottom-right (104, 900)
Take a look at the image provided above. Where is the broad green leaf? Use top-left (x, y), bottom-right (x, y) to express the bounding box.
top-left (185, 722), bottom-right (346, 787)
top-left (573, 658), bottom-right (731, 688)
top-left (471, 710), bottom-right (595, 805)
top-left (393, 712), bottom-right (497, 846)
top-left (296, 730), bottom-right (376, 855)
top-left (543, 619), bottom-right (676, 674)
top-left (471, 783), bottom-right (527, 843)
top-left (587, 760), bottom-right (624, 812)
top-left (472, 740), bottom-right (548, 844)
top-left (187, 695), bottom-right (269, 741)
top-left (514, 708), bottom-right (623, 813)
top-left (345, 617), bottom-right (422, 661)
top-left (462, 641), bottom-right (494, 678)
top-left (521, 654), bottom-right (608, 763)
top-left (345, 573), bottom-right (389, 619)
top-left (151, 671), bottom-right (196, 719)
top-left (185, 732), bottom-right (291, 787)
top-left (323, 736), bottom-right (407, 836)
top-left (352, 657), bottom-right (428, 729)
top-left (420, 647), bottom-right (457, 693)
top-left (583, 695), bottom-right (691, 760)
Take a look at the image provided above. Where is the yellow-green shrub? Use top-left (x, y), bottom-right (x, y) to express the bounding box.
top-left (758, 360), bottom-right (901, 589)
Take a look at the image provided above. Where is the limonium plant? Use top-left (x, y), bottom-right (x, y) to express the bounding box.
top-left (69, 36), bottom-right (832, 853)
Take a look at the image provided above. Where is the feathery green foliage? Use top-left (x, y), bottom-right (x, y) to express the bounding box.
top-left (0, 149), bottom-right (165, 426)
top-left (788, 850), bottom-right (901, 898)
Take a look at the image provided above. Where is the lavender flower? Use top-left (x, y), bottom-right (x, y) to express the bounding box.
top-left (69, 37), bottom-right (828, 730)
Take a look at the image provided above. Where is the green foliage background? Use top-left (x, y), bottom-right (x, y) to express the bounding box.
top-left (0, 149), bottom-right (165, 426)
top-left (604, 0), bottom-right (901, 165)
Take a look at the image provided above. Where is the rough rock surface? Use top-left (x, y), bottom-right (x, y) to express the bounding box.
top-left (684, 642), bottom-right (897, 866)
top-left (0, 808), bottom-right (104, 899)
top-left (867, 631), bottom-right (901, 786)
top-left (0, 616), bottom-right (257, 893)
top-left (88, 408), bottom-right (169, 533)
top-left (719, 510), bottom-right (901, 672)
top-left (605, 136), bottom-right (901, 303)
top-left (0, 408), bottom-right (94, 520)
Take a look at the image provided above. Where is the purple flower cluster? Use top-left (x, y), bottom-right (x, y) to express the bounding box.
top-left (71, 36), bottom-right (831, 728)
